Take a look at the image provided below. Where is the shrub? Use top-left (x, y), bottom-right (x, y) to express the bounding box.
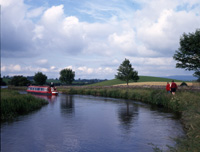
top-left (180, 82), bottom-right (188, 87)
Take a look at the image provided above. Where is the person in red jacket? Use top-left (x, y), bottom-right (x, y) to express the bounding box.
top-left (171, 80), bottom-right (178, 95)
top-left (166, 82), bottom-right (171, 93)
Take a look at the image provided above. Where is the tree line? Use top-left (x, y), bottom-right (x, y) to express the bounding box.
top-left (0, 70), bottom-right (75, 86)
top-left (0, 70), bottom-right (107, 86)
top-left (1, 29), bottom-right (199, 86)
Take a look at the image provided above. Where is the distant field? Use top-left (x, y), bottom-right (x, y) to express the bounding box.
top-left (116, 81), bottom-right (193, 86)
top-left (46, 79), bottom-right (60, 83)
top-left (88, 76), bottom-right (185, 86)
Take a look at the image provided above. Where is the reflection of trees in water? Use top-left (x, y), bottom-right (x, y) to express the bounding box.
top-left (118, 101), bottom-right (139, 132)
top-left (60, 95), bottom-right (74, 115)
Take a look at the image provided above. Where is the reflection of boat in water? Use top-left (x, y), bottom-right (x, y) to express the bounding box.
top-left (27, 85), bottom-right (58, 96)
top-left (33, 94), bottom-right (57, 103)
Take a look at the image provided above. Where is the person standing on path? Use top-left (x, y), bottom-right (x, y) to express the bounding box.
top-left (171, 80), bottom-right (178, 95)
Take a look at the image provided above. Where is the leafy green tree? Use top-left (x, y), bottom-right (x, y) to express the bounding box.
top-left (10, 76), bottom-right (30, 86)
top-left (34, 72), bottom-right (47, 85)
top-left (115, 58), bottom-right (139, 85)
top-left (0, 77), bottom-right (7, 86)
top-left (173, 29), bottom-right (200, 81)
top-left (59, 68), bottom-right (75, 85)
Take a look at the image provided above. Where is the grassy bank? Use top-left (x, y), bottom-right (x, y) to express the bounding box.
top-left (58, 86), bottom-right (200, 152)
top-left (1, 89), bottom-right (48, 121)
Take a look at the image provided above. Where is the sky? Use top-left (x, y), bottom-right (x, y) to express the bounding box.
top-left (1, 0), bottom-right (200, 79)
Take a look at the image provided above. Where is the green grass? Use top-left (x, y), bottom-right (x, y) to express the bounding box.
top-left (138, 76), bottom-right (182, 82)
top-left (1, 89), bottom-right (48, 121)
top-left (88, 76), bottom-right (182, 86)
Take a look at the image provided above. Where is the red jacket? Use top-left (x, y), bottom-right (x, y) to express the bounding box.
top-left (166, 84), bottom-right (170, 91)
top-left (171, 82), bottom-right (177, 89)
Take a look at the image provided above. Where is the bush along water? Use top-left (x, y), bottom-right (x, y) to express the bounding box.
top-left (58, 86), bottom-right (200, 152)
top-left (1, 89), bottom-right (48, 121)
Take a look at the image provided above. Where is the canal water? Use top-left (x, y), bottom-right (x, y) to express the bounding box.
top-left (1, 94), bottom-right (184, 152)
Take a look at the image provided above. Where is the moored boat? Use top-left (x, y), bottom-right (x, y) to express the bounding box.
top-left (27, 85), bottom-right (58, 95)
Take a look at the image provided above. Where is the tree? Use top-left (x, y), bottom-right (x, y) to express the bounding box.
top-left (10, 76), bottom-right (30, 86)
top-left (173, 29), bottom-right (200, 81)
top-left (34, 72), bottom-right (47, 85)
top-left (59, 68), bottom-right (75, 85)
top-left (0, 77), bottom-right (7, 86)
top-left (115, 58), bottom-right (139, 85)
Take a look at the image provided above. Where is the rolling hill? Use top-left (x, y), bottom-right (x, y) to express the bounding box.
top-left (88, 76), bottom-right (183, 86)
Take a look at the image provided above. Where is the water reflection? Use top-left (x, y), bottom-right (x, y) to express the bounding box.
top-left (60, 95), bottom-right (75, 115)
top-left (118, 101), bottom-right (139, 125)
top-left (118, 101), bottom-right (139, 134)
top-left (33, 94), bottom-right (58, 103)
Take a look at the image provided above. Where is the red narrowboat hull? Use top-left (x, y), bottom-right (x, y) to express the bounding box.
top-left (27, 86), bottom-right (58, 96)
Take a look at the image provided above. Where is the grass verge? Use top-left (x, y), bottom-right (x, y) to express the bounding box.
top-left (58, 86), bottom-right (200, 152)
top-left (1, 89), bottom-right (48, 121)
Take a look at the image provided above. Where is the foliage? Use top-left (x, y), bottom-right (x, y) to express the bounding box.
top-left (173, 29), bottom-right (200, 79)
top-left (1, 89), bottom-right (48, 121)
top-left (0, 77), bottom-right (7, 86)
top-left (10, 75), bottom-right (30, 86)
top-left (59, 68), bottom-right (75, 85)
top-left (180, 82), bottom-right (188, 87)
top-left (2, 78), bottom-right (11, 84)
top-left (34, 72), bottom-right (47, 85)
top-left (115, 58), bottom-right (139, 85)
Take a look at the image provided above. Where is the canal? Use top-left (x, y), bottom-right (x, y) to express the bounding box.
top-left (1, 94), bottom-right (184, 152)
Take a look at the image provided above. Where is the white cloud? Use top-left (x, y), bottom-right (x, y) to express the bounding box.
top-left (65, 66), bottom-right (73, 70)
top-left (76, 66), bottom-right (115, 78)
top-left (13, 65), bottom-right (21, 71)
top-left (26, 7), bottom-right (45, 18)
top-left (1, 64), bottom-right (21, 72)
top-left (1, 0), bottom-right (199, 78)
top-left (131, 57), bottom-right (174, 66)
top-left (50, 66), bottom-right (56, 70)
top-left (109, 30), bottom-right (136, 53)
top-left (137, 8), bottom-right (200, 56)
top-left (1, 0), bottom-right (36, 57)
top-left (36, 59), bottom-right (48, 65)
top-left (33, 25), bottom-right (44, 40)
top-left (41, 5), bottom-right (64, 24)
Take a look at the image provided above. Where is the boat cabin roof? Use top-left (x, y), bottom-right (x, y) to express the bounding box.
top-left (28, 86), bottom-right (50, 88)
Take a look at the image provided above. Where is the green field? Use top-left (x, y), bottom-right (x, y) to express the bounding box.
top-left (88, 76), bottom-right (182, 86)
top-left (46, 79), bottom-right (61, 83)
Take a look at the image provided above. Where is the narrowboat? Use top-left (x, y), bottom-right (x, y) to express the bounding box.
top-left (27, 85), bottom-right (58, 95)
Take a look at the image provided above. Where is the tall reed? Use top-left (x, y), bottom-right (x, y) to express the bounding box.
top-left (1, 89), bottom-right (48, 121)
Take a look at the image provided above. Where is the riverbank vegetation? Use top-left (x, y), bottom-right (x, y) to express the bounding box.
top-left (57, 86), bottom-right (200, 152)
top-left (1, 89), bottom-right (48, 121)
